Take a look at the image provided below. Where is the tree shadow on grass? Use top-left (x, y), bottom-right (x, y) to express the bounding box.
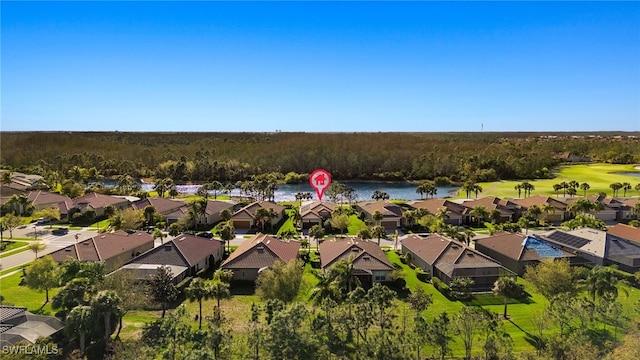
top-left (463, 293), bottom-right (535, 306)
top-left (230, 281), bottom-right (256, 296)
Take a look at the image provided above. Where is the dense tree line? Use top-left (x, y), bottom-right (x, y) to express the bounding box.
top-left (1, 132), bottom-right (638, 183)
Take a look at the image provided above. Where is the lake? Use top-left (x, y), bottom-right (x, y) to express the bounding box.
top-left (140, 181), bottom-right (459, 202)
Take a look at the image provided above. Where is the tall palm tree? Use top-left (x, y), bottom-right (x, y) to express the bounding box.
top-left (371, 225), bottom-right (387, 246)
top-left (472, 184), bottom-right (483, 198)
top-left (585, 266), bottom-right (624, 303)
top-left (622, 182), bottom-right (632, 197)
top-left (492, 276), bottom-right (524, 318)
top-left (372, 210), bottom-right (384, 226)
top-left (143, 205), bottom-right (156, 226)
top-left (462, 229), bottom-right (475, 246)
top-left (463, 181), bottom-right (475, 199)
top-left (559, 181), bottom-right (568, 197)
top-left (309, 271), bottom-right (341, 304)
top-left (541, 203), bottom-right (555, 224)
top-left (255, 207), bottom-right (276, 233)
top-left (332, 258), bottom-right (361, 294)
top-left (436, 208), bottom-right (451, 223)
top-left (186, 278), bottom-right (212, 329)
top-left (308, 224), bottom-right (325, 248)
top-left (209, 280), bottom-right (231, 326)
top-left (609, 182), bottom-right (623, 197)
top-left (635, 183), bottom-right (640, 194)
top-left (66, 305), bottom-right (94, 355)
top-left (470, 206), bottom-right (489, 227)
top-left (219, 221), bottom-right (235, 254)
top-left (91, 290), bottom-right (122, 341)
top-left (514, 184), bottom-right (523, 198)
top-left (579, 182), bottom-right (590, 197)
top-left (553, 184), bottom-right (562, 198)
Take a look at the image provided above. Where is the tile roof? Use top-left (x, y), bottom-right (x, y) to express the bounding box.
top-left (221, 233), bottom-right (299, 270)
top-left (204, 200), bottom-right (236, 216)
top-left (232, 201), bottom-right (286, 220)
top-left (0, 306), bottom-right (64, 345)
top-left (300, 201), bottom-right (336, 220)
top-left (408, 198), bottom-right (470, 215)
top-left (132, 197), bottom-right (186, 214)
top-left (476, 232), bottom-right (573, 262)
top-left (50, 231), bottom-right (154, 263)
top-left (318, 238), bottom-right (394, 271)
top-left (402, 233), bottom-right (504, 277)
top-left (27, 190), bottom-right (73, 206)
top-left (511, 195), bottom-right (568, 211)
top-left (171, 233), bottom-right (224, 266)
top-left (128, 241), bottom-right (190, 268)
top-left (357, 201), bottom-right (403, 217)
top-left (608, 223), bottom-right (640, 243)
top-left (73, 193), bottom-right (130, 209)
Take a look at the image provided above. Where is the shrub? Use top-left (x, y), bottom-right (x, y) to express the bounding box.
top-left (415, 268), bottom-right (431, 282)
top-left (432, 277), bottom-right (450, 297)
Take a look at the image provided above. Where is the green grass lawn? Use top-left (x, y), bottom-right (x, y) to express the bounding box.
top-left (0, 240), bottom-right (29, 258)
top-left (347, 214), bottom-right (368, 235)
top-left (89, 219), bottom-right (111, 231)
top-left (455, 163), bottom-right (640, 199)
top-left (0, 271), bottom-right (60, 315)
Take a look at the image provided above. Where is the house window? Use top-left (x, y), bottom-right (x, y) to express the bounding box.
top-left (374, 275), bottom-right (386, 281)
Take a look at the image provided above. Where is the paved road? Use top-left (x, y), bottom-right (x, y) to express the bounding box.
top-left (1, 227), bottom-right (100, 270)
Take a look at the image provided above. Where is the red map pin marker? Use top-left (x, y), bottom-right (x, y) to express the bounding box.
top-left (309, 169), bottom-right (332, 201)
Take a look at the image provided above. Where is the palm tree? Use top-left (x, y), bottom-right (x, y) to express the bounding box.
top-left (255, 207), bottom-right (276, 233)
top-left (472, 184), bottom-right (483, 198)
top-left (208, 181), bottom-right (223, 200)
top-left (209, 280), bottom-right (231, 326)
top-left (372, 210), bottom-right (384, 226)
top-left (521, 181), bottom-right (535, 197)
top-left (609, 182), bottom-right (623, 197)
top-left (218, 221), bottom-right (235, 254)
top-left (585, 266), bottom-right (624, 303)
top-left (579, 182), bottom-right (590, 197)
top-left (490, 209), bottom-right (502, 224)
top-left (463, 181), bottom-right (475, 199)
top-left (462, 229), bottom-right (475, 246)
top-left (622, 182), bottom-right (632, 197)
top-left (91, 290), bottom-right (121, 341)
top-left (568, 180), bottom-right (579, 190)
top-left (566, 187), bottom-right (577, 197)
top-left (541, 203), bottom-right (555, 225)
top-left (559, 181), bottom-right (568, 197)
top-left (371, 190), bottom-right (390, 201)
top-left (514, 184), bottom-right (523, 198)
top-left (553, 184), bottom-right (562, 198)
top-left (28, 241), bottom-right (46, 259)
top-left (470, 206), bottom-right (489, 227)
top-left (152, 229), bottom-right (167, 245)
top-left (186, 278), bottom-right (212, 329)
top-left (436, 208), bottom-right (451, 223)
top-left (635, 183), bottom-right (640, 194)
top-left (308, 224), bottom-right (325, 247)
top-left (66, 305), bottom-right (94, 355)
top-left (309, 271), bottom-right (341, 304)
top-left (357, 227), bottom-right (372, 240)
top-left (332, 258), bottom-right (361, 294)
top-left (492, 276), bottom-right (524, 319)
top-left (143, 205), bottom-right (156, 227)
top-left (371, 225), bottom-right (387, 246)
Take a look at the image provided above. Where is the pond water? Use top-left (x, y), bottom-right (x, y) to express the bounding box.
top-left (139, 181), bottom-right (459, 202)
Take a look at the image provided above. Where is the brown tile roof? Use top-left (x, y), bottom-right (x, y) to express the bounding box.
top-left (50, 230), bottom-right (154, 264)
top-left (300, 201), bottom-right (336, 220)
top-left (204, 200), bottom-right (236, 216)
top-left (232, 201), bottom-right (285, 220)
top-left (221, 233), bottom-right (300, 270)
top-left (73, 193), bottom-right (130, 209)
top-left (461, 196), bottom-right (517, 216)
top-left (132, 197), bottom-right (186, 214)
top-left (475, 232), bottom-right (574, 262)
top-left (402, 233), bottom-right (504, 277)
top-left (608, 223), bottom-right (640, 244)
top-left (172, 233), bottom-right (224, 266)
top-left (319, 238), bottom-right (393, 271)
top-left (409, 198), bottom-right (470, 215)
top-left (357, 201), bottom-right (403, 217)
top-left (511, 195), bottom-right (568, 211)
top-left (27, 190), bottom-right (73, 205)
top-left (401, 233), bottom-right (451, 265)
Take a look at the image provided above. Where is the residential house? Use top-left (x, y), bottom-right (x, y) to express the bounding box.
top-left (319, 238), bottom-right (394, 288)
top-left (202, 200), bottom-right (239, 226)
top-left (512, 195), bottom-right (569, 223)
top-left (460, 196), bottom-right (518, 223)
top-left (608, 223), bottom-right (640, 244)
top-left (117, 233), bottom-right (225, 284)
top-left (475, 232), bottom-right (580, 276)
top-left (0, 306), bottom-right (64, 345)
top-left (299, 201), bottom-right (336, 228)
top-left (72, 192), bottom-right (131, 217)
top-left (230, 201), bottom-right (285, 230)
top-left (221, 233), bottom-right (300, 281)
top-left (407, 198), bottom-right (470, 225)
top-left (49, 230), bottom-right (154, 272)
top-left (619, 198), bottom-right (639, 221)
top-left (356, 201), bottom-right (403, 229)
top-left (401, 233), bottom-right (513, 290)
top-left (132, 197), bottom-right (187, 225)
top-left (540, 228), bottom-right (640, 273)
top-left (26, 190), bottom-right (74, 219)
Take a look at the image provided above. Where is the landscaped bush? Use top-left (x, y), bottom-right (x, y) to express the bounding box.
top-left (415, 268), bottom-right (431, 282)
top-left (432, 277), bottom-right (450, 297)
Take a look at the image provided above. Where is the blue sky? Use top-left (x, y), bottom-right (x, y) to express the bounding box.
top-left (2, 1), bottom-right (639, 132)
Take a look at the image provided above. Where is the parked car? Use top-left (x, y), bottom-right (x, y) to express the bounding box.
top-left (52, 227), bottom-right (69, 235)
top-left (197, 231), bottom-right (214, 239)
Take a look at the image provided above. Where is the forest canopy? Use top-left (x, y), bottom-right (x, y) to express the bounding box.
top-left (1, 131), bottom-right (638, 183)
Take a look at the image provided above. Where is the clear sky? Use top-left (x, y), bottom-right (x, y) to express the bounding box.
top-left (2, 1), bottom-right (639, 132)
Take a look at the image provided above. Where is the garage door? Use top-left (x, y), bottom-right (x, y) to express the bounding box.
top-left (232, 220), bottom-right (252, 229)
